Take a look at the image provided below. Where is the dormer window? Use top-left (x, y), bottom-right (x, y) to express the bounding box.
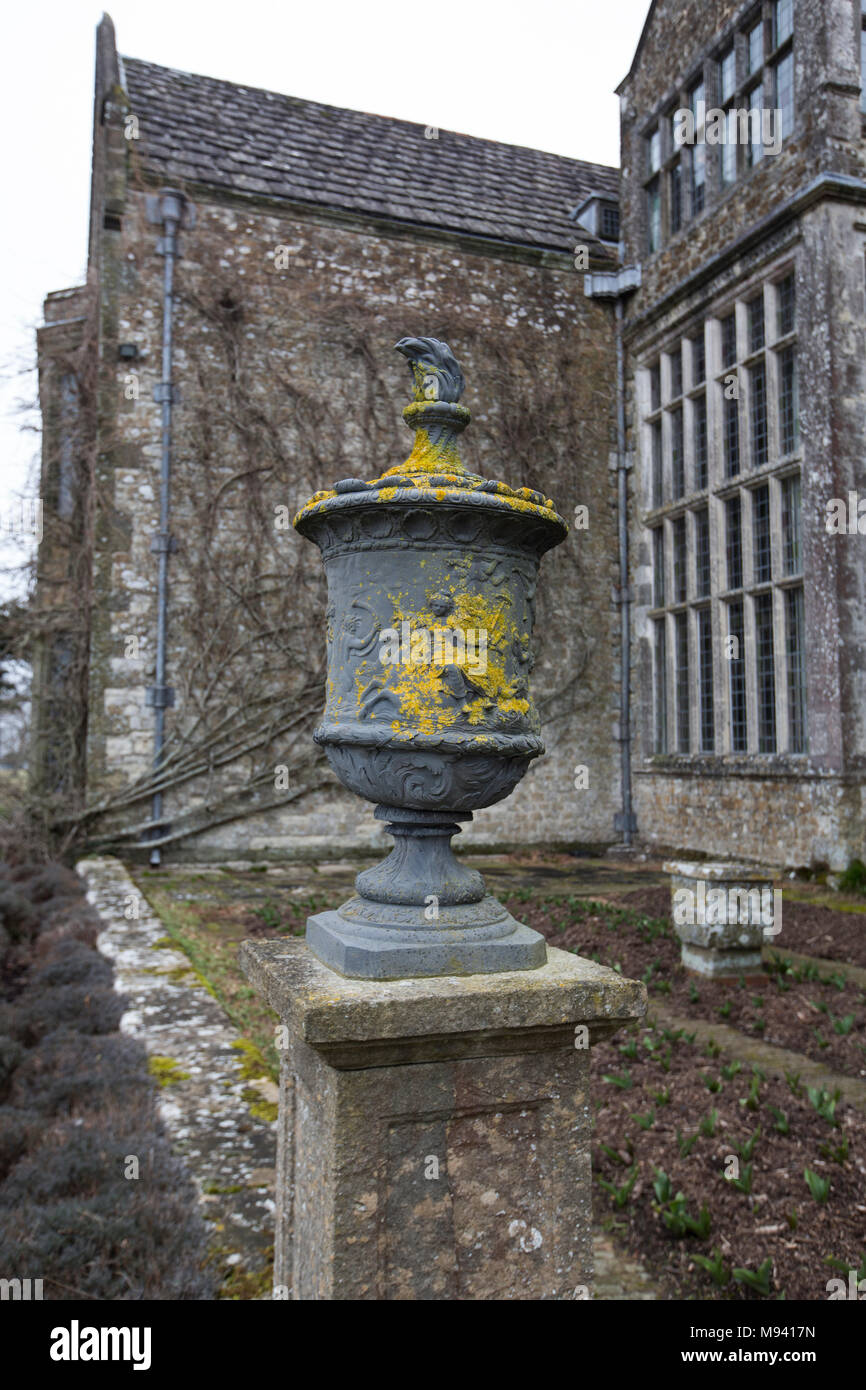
top-left (600, 204), bottom-right (620, 241)
top-left (570, 192), bottom-right (621, 244)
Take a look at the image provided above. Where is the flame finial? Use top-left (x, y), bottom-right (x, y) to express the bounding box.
top-left (395, 337), bottom-right (466, 404)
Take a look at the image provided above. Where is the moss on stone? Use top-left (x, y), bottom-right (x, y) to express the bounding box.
top-left (231, 1036), bottom-right (271, 1082)
top-left (212, 1245), bottom-right (275, 1301)
top-left (241, 1087), bottom-right (278, 1123)
top-left (148, 1054), bottom-right (191, 1087)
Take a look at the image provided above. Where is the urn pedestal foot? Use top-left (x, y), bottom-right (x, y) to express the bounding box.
top-left (306, 897), bottom-right (546, 979)
top-left (306, 803), bottom-right (546, 979)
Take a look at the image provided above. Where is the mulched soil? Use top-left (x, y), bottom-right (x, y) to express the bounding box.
top-left (590, 1021), bottom-right (866, 1300)
top-left (504, 893), bottom-right (866, 1081)
top-left (611, 884), bottom-right (866, 971)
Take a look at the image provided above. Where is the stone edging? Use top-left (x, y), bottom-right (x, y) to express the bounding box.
top-left (76, 855), bottom-right (278, 1296)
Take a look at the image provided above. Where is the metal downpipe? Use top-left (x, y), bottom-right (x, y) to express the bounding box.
top-left (615, 294), bottom-right (634, 848)
top-left (145, 188), bottom-right (190, 866)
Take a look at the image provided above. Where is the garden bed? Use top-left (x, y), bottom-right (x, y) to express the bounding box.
top-left (590, 1018), bottom-right (865, 1300)
top-left (611, 882), bottom-right (866, 971)
top-left (134, 862), bottom-right (866, 1301)
top-left (503, 891), bottom-right (866, 1080)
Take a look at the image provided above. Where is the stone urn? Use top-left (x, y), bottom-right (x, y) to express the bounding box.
top-left (293, 337), bottom-right (568, 978)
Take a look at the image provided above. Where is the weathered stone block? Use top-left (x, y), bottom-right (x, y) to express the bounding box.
top-left (665, 859), bottom-right (779, 979)
top-left (240, 938), bottom-right (645, 1300)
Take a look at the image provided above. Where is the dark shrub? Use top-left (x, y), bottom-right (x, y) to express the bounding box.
top-left (0, 857), bottom-right (216, 1299)
top-left (2, 1120), bottom-right (136, 1205)
top-left (0, 888), bottom-right (39, 942)
top-left (0, 1034), bottom-right (23, 1093)
top-left (31, 940), bottom-right (114, 990)
top-left (20, 865), bottom-right (84, 904)
top-left (33, 910), bottom-right (99, 957)
top-left (11, 1030), bottom-right (151, 1116)
top-left (838, 858), bottom-right (866, 896)
top-left (0, 1105), bottom-right (47, 1182)
top-left (10, 983), bottom-right (125, 1045)
top-left (0, 1186), bottom-right (215, 1300)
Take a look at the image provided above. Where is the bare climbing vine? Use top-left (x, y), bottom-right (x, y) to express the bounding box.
top-left (20, 183), bottom-right (610, 856)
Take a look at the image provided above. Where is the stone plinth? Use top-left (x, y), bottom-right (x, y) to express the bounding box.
top-left (664, 860), bottom-right (780, 979)
top-left (240, 939), bottom-right (645, 1300)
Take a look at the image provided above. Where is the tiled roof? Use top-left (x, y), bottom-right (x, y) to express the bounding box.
top-left (122, 57), bottom-right (619, 255)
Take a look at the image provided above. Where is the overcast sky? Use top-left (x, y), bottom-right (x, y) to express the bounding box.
top-left (0, 0), bottom-right (650, 599)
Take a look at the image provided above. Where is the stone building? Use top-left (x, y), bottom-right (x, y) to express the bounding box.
top-left (621, 0), bottom-right (866, 870)
top-left (32, 3), bottom-right (866, 871)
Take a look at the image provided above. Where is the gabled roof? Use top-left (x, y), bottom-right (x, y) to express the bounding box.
top-left (616, 0), bottom-right (658, 92)
top-left (121, 56), bottom-right (619, 255)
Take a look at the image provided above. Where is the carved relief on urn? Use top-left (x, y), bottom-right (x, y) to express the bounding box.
top-left (293, 337), bottom-right (568, 978)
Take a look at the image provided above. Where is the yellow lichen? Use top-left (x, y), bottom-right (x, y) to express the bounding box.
top-left (148, 1055), bottom-right (191, 1087)
top-left (241, 1087), bottom-right (279, 1124)
top-left (230, 1037), bottom-right (273, 1083)
top-left (349, 582), bottom-right (532, 735)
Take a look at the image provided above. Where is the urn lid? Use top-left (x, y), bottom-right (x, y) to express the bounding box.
top-left (294, 336), bottom-right (568, 551)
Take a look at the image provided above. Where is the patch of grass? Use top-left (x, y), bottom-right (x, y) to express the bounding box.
top-left (652, 1170), bottom-right (711, 1239)
top-left (740, 1073), bottom-right (762, 1112)
top-left (735, 1126), bottom-right (761, 1161)
top-left (677, 1127), bottom-right (700, 1158)
top-left (769, 1105), bottom-right (790, 1135)
top-left (602, 1069), bottom-right (634, 1090)
top-left (210, 1244), bottom-right (275, 1301)
top-left (134, 880), bottom-right (290, 1079)
top-left (818, 1134), bottom-right (849, 1165)
top-left (806, 1085), bottom-right (841, 1127)
top-left (728, 1161), bottom-right (753, 1195)
top-left (832, 1014), bottom-right (855, 1036)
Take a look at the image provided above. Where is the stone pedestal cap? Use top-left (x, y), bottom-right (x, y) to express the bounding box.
top-left (240, 940), bottom-right (646, 1066)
